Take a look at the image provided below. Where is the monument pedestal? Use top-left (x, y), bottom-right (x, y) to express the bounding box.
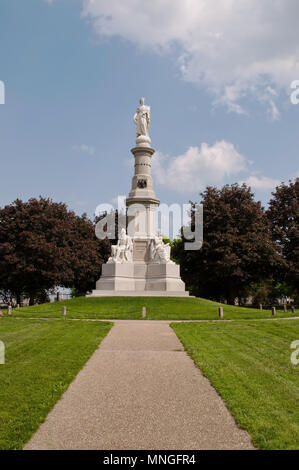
top-left (93, 263), bottom-right (135, 291)
top-left (88, 262), bottom-right (189, 297)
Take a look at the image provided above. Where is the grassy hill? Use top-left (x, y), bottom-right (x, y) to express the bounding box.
top-left (4, 296), bottom-right (298, 320)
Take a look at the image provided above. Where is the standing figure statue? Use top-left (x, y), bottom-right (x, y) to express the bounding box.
top-left (150, 231), bottom-right (172, 264)
top-left (134, 97), bottom-right (151, 144)
top-left (108, 228), bottom-right (133, 264)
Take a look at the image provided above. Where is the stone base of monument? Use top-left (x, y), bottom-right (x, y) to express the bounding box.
top-left (87, 262), bottom-right (190, 297)
top-left (87, 291), bottom-right (190, 297)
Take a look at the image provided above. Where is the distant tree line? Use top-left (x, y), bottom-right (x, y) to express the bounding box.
top-left (0, 179), bottom-right (297, 306)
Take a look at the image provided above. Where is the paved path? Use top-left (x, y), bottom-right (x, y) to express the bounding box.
top-left (25, 320), bottom-right (254, 450)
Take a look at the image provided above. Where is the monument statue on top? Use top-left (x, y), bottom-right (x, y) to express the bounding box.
top-left (134, 97), bottom-right (151, 147)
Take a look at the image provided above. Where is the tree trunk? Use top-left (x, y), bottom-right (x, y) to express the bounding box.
top-left (15, 292), bottom-right (21, 306)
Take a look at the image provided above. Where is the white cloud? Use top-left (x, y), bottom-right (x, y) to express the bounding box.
top-left (152, 142), bottom-right (281, 193)
top-left (81, 0), bottom-right (299, 117)
top-left (241, 175), bottom-right (280, 190)
top-left (152, 141), bottom-right (247, 192)
top-left (152, 140), bottom-right (280, 193)
top-left (72, 144), bottom-right (95, 156)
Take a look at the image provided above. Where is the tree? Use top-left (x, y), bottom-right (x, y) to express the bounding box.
top-left (68, 213), bottom-right (111, 297)
top-left (250, 280), bottom-right (292, 307)
top-left (173, 184), bottom-right (281, 303)
top-left (0, 197), bottom-right (107, 304)
top-left (267, 178), bottom-right (299, 299)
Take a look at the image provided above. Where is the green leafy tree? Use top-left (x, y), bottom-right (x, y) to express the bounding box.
top-left (267, 178), bottom-right (299, 300)
top-left (0, 197), bottom-right (107, 304)
top-left (173, 184), bottom-right (281, 303)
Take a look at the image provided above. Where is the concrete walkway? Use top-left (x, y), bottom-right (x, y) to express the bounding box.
top-left (25, 321), bottom-right (254, 450)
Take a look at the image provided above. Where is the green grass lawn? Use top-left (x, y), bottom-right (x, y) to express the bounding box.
top-left (172, 319), bottom-right (299, 450)
top-left (0, 318), bottom-right (112, 450)
top-left (4, 296), bottom-right (298, 320)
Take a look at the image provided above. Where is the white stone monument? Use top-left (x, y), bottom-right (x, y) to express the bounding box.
top-left (88, 98), bottom-right (189, 297)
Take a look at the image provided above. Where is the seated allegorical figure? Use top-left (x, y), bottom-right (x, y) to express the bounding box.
top-left (149, 231), bottom-right (172, 264)
top-left (108, 228), bottom-right (133, 264)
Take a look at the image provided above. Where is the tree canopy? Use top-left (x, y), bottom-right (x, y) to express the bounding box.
top-left (172, 184), bottom-right (282, 303)
top-left (0, 197), bottom-right (109, 304)
top-left (1, 180), bottom-right (297, 306)
top-left (267, 178), bottom-right (299, 299)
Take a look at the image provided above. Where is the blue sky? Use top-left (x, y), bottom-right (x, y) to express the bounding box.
top-left (0, 0), bottom-right (298, 224)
